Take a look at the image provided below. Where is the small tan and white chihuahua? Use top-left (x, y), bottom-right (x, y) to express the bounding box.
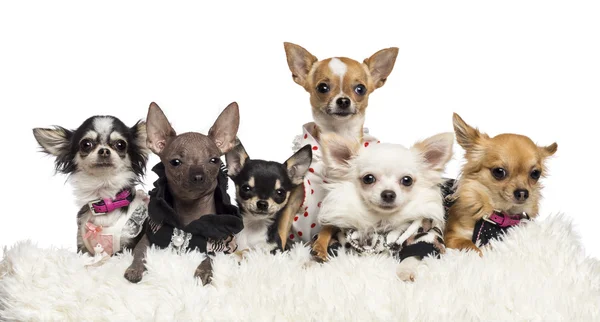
top-left (281, 42), bottom-right (399, 261)
top-left (444, 113), bottom-right (558, 256)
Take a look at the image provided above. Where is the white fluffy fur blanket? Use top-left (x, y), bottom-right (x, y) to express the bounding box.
top-left (0, 215), bottom-right (599, 321)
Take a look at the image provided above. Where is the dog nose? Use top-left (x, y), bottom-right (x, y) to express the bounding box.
top-left (381, 190), bottom-right (396, 203)
top-left (192, 174), bottom-right (205, 184)
top-left (98, 148), bottom-right (111, 157)
top-left (256, 200), bottom-right (269, 211)
top-left (336, 97), bottom-right (351, 109)
top-left (514, 189), bottom-right (529, 201)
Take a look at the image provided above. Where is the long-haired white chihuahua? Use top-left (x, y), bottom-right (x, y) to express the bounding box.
top-left (317, 132), bottom-right (454, 281)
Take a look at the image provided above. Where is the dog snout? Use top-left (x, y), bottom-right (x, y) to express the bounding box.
top-left (191, 173), bottom-right (205, 184)
top-left (336, 97), bottom-right (351, 109)
top-left (380, 190), bottom-right (396, 203)
top-left (513, 189), bottom-right (529, 201)
top-left (98, 148), bottom-right (111, 158)
top-left (256, 200), bottom-right (269, 211)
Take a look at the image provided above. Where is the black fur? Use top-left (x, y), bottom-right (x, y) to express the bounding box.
top-left (233, 159), bottom-right (296, 208)
top-left (35, 115), bottom-right (148, 180)
top-left (227, 144), bottom-right (312, 252)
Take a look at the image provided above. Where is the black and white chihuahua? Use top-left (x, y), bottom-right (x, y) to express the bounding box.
top-left (33, 116), bottom-right (150, 263)
top-left (226, 141), bottom-right (312, 252)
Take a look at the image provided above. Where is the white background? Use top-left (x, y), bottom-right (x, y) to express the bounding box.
top-left (1, 1), bottom-right (598, 258)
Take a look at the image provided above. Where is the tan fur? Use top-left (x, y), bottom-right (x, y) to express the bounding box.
top-left (311, 225), bottom-right (335, 262)
top-left (278, 185), bottom-right (305, 250)
top-left (282, 43), bottom-right (398, 261)
top-left (444, 113), bottom-right (558, 255)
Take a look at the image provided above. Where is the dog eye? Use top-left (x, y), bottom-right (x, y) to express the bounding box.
top-left (354, 84), bottom-right (367, 96)
top-left (275, 189), bottom-right (285, 196)
top-left (114, 140), bottom-right (127, 151)
top-left (491, 167), bottom-right (507, 180)
top-left (401, 176), bottom-right (413, 187)
top-left (530, 169), bottom-right (541, 180)
top-left (80, 139), bottom-right (94, 153)
top-left (169, 159), bottom-right (182, 167)
top-left (316, 83), bottom-right (330, 94)
top-left (209, 157), bottom-right (219, 164)
top-left (362, 174), bottom-right (376, 184)
top-left (241, 184), bottom-right (252, 192)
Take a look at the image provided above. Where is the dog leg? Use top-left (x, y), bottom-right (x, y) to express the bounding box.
top-left (445, 235), bottom-right (483, 257)
top-left (277, 184), bottom-right (304, 250)
top-left (396, 256), bottom-right (420, 282)
top-left (124, 234), bottom-right (149, 283)
top-left (311, 225), bottom-right (334, 262)
top-left (390, 220), bottom-right (422, 246)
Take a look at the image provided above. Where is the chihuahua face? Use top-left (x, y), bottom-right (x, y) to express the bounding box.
top-left (33, 116), bottom-right (149, 202)
top-left (146, 102), bottom-right (239, 201)
top-left (284, 43), bottom-right (398, 136)
top-left (453, 113), bottom-right (558, 216)
top-left (34, 116), bottom-right (148, 177)
top-left (319, 133), bottom-right (454, 231)
top-left (226, 143), bottom-right (312, 217)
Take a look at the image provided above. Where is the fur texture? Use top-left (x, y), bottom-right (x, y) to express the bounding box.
top-left (33, 116), bottom-right (150, 254)
top-left (319, 133), bottom-right (453, 234)
top-left (226, 142), bottom-right (312, 251)
top-left (0, 215), bottom-right (598, 321)
top-left (445, 113), bottom-right (558, 255)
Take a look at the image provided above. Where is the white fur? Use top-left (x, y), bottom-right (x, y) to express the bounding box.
top-left (69, 170), bottom-right (138, 208)
top-left (313, 112), bottom-right (365, 139)
top-left (319, 143), bottom-right (446, 232)
top-left (0, 215), bottom-right (598, 320)
top-left (328, 58), bottom-right (347, 78)
top-left (235, 212), bottom-right (276, 250)
top-left (93, 117), bottom-right (114, 138)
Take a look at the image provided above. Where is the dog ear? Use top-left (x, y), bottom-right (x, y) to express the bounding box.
top-left (209, 102), bottom-right (240, 155)
top-left (33, 126), bottom-right (73, 157)
top-left (412, 132), bottom-right (455, 172)
top-left (284, 144), bottom-right (313, 185)
top-left (225, 139), bottom-right (249, 178)
top-left (363, 47), bottom-right (399, 89)
top-left (284, 42), bottom-right (318, 88)
top-left (131, 121), bottom-right (150, 156)
top-left (321, 133), bottom-right (361, 170)
top-left (146, 102), bottom-right (177, 155)
top-left (540, 142), bottom-right (558, 157)
top-left (452, 113), bottom-right (488, 151)
top-left (129, 120), bottom-right (150, 176)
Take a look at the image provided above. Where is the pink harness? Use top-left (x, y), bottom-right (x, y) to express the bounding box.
top-left (83, 189), bottom-right (135, 255)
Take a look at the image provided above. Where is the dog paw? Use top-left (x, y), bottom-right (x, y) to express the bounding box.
top-left (397, 268), bottom-right (416, 282)
top-left (310, 246), bottom-right (329, 263)
top-left (124, 265), bottom-right (146, 283)
top-left (465, 244), bottom-right (483, 257)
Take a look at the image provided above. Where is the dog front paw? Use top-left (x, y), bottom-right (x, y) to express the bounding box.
top-left (396, 257), bottom-right (420, 282)
top-left (124, 264), bottom-right (146, 283)
top-left (462, 243), bottom-right (483, 257)
top-left (397, 268), bottom-right (416, 282)
top-left (195, 258), bottom-right (213, 286)
top-left (310, 243), bottom-right (329, 263)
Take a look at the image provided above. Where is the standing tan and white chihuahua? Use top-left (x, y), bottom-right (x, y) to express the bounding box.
top-left (281, 42), bottom-right (399, 261)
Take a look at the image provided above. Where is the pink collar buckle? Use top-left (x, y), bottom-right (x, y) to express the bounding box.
top-left (484, 210), bottom-right (528, 228)
top-left (88, 189), bottom-right (133, 216)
